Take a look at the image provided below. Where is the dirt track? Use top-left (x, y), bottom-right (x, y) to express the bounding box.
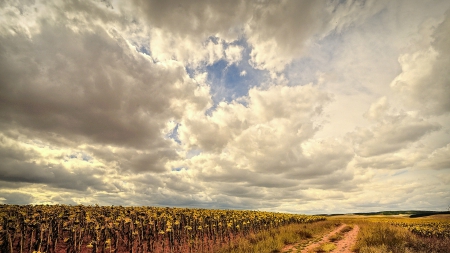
top-left (281, 223), bottom-right (360, 253)
top-left (331, 225), bottom-right (360, 253)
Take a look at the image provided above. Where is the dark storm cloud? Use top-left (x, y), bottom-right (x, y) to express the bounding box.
top-left (0, 139), bottom-right (110, 192)
top-left (130, 0), bottom-right (371, 72)
top-left (301, 170), bottom-right (355, 191)
top-left (198, 167), bottom-right (299, 189)
top-left (163, 172), bottom-right (204, 193)
top-left (50, 194), bottom-right (78, 205)
top-left (283, 144), bottom-right (354, 179)
top-left (129, 0), bottom-right (251, 37)
top-left (0, 181), bottom-right (31, 189)
top-left (132, 173), bottom-right (164, 187)
top-left (0, 158), bottom-right (108, 192)
top-left (0, 0), bottom-right (214, 176)
top-left (0, 192), bottom-right (34, 205)
top-left (219, 185), bottom-right (265, 199)
top-left (88, 147), bottom-right (178, 173)
top-left (0, 23), bottom-right (178, 149)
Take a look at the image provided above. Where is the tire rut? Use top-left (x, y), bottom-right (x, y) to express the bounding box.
top-left (331, 225), bottom-right (359, 253)
top-left (281, 224), bottom-right (360, 253)
top-left (281, 224), bottom-right (345, 253)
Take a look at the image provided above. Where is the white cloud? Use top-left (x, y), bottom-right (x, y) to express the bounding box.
top-left (246, 1), bottom-right (328, 73)
top-left (175, 85), bottom-right (356, 198)
top-left (351, 108), bottom-right (441, 157)
top-left (417, 144), bottom-right (450, 170)
top-left (0, 0), bottom-right (449, 213)
top-left (391, 12), bottom-right (450, 115)
top-left (130, 0), bottom-right (392, 74)
top-left (149, 28), bottom-right (230, 66)
top-left (178, 84), bottom-right (330, 153)
top-left (0, 0), bottom-right (211, 177)
top-left (225, 44), bottom-right (244, 64)
top-left (364, 97), bottom-right (389, 121)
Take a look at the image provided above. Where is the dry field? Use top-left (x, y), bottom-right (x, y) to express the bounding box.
top-left (1, 205), bottom-right (449, 253)
top-left (0, 204), bottom-right (324, 253)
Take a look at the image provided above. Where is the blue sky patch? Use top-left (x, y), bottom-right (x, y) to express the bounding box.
top-left (171, 167), bottom-right (187, 172)
top-left (167, 123), bottom-right (181, 144)
top-left (206, 39), bottom-right (268, 105)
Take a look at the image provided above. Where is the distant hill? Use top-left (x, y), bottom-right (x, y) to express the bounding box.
top-left (351, 210), bottom-right (450, 218)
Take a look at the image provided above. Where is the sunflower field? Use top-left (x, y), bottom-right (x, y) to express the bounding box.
top-left (0, 204), bottom-right (325, 253)
top-left (390, 220), bottom-right (450, 238)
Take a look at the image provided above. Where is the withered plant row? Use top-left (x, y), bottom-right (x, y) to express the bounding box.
top-left (0, 204), bottom-right (325, 253)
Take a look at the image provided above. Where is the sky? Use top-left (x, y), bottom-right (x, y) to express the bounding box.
top-left (0, 0), bottom-right (449, 214)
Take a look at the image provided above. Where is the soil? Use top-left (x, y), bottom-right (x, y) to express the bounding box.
top-left (331, 225), bottom-right (359, 253)
top-left (281, 224), bottom-right (360, 253)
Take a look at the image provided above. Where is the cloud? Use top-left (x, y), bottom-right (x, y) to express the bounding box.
top-left (417, 144), bottom-right (450, 170)
top-left (177, 85), bottom-right (356, 195)
top-left (0, 192), bottom-right (34, 205)
top-left (0, 0), bottom-right (213, 175)
top-left (129, 0), bottom-right (250, 40)
top-left (0, 135), bottom-right (110, 191)
top-left (179, 84), bottom-right (330, 153)
top-left (391, 11), bottom-right (450, 115)
top-left (355, 151), bottom-right (420, 170)
top-left (225, 44), bottom-right (244, 64)
top-left (0, 22), bottom-right (204, 149)
top-left (131, 0), bottom-right (390, 73)
top-left (351, 98), bottom-right (441, 157)
top-left (128, 0), bottom-right (250, 67)
top-left (0, 0), bottom-right (449, 214)
top-left (246, 1), bottom-right (328, 72)
top-left (247, 0), bottom-right (392, 73)
top-left (364, 97), bottom-right (389, 121)
top-left (87, 146), bottom-right (178, 173)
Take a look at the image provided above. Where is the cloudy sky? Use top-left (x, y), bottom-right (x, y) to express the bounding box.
top-left (0, 0), bottom-right (449, 214)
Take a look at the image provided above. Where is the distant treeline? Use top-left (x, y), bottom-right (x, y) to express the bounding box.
top-left (351, 210), bottom-right (450, 217)
top-left (409, 211), bottom-right (450, 218)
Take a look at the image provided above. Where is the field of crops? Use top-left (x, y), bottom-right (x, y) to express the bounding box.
top-left (0, 204), bottom-right (325, 253)
top-left (390, 219), bottom-right (450, 238)
top-left (329, 215), bottom-right (450, 253)
top-left (341, 215), bottom-right (450, 239)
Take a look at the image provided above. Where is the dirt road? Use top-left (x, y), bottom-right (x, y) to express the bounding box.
top-left (331, 225), bottom-right (360, 253)
top-left (281, 224), bottom-right (360, 253)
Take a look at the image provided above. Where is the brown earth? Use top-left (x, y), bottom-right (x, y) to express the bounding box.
top-left (281, 224), bottom-right (360, 253)
top-left (281, 224), bottom-right (344, 252)
top-left (331, 225), bottom-right (359, 253)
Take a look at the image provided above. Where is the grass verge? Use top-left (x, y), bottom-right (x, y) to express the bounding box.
top-left (310, 242), bottom-right (336, 252)
top-left (215, 220), bottom-right (337, 253)
top-left (353, 221), bottom-right (450, 253)
top-left (328, 224), bottom-right (353, 242)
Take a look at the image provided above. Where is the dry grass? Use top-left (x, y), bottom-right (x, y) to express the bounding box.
top-left (216, 215), bottom-right (450, 253)
top-left (311, 242), bottom-right (336, 252)
top-left (353, 222), bottom-right (409, 253)
top-left (215, 220), bottom-right (337, 253)
top-left (352, 220), bottom-right (450, 253)
top-left (340, 225), bottom-right (353, 233)
top-left (327, 233), bottom-right (343, 242)
top-left (328, 224), bottom-right (353, 242)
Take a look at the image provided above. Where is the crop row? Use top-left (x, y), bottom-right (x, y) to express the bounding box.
top-left (390, 221), bottom-right (450, 238)
top-left (0, 204), bottom-right (325, 253)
